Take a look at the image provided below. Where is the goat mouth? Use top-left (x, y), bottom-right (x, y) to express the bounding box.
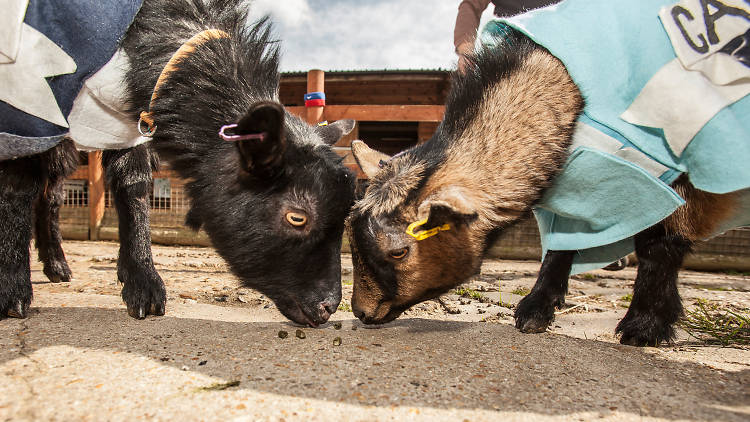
top-left (279, 299), bottom-right (322, 328)
top-left (295, 305), bottom-right (320, 328)
top-left (359, 305), bottom-right (403, 325)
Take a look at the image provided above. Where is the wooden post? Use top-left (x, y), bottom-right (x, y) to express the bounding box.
top-left (306, 69), bottom-right (325, 124)
top-left (87, 151), bottom-right (105, 241)
top-left (418, 122), bottom-right (440, 143)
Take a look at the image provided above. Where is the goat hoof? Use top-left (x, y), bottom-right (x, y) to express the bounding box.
top-left (149, 302), bottom-right (165, 316)
top-left (44, 261), bottom-right (72, 283)
top-left (47, 274), bottom-right (71, 283)
top-left (618, 334), bottom-right (657, 347)
top-left (126, 302), bottom-right (165, 319)
top-left (6, 301), bottom-right (28, 319)
top-left (120, 268), bottom-right (166, 320)
top-left (516, 317), bottom-right (550, 333)
top-left (514, 293), bottom-right (557, 333)
top-left (128, 306), bottom-right (147, 320)
top-left (124, 298), bottom-right (166, 320)
top-left (616, 310), bottom-right (676, 347)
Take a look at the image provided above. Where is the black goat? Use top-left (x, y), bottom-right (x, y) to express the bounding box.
top-left (0, 0), bottom-right (355, 327)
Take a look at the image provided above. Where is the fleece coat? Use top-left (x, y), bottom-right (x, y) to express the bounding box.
top-left (482, 0), bottom-right (750, 273)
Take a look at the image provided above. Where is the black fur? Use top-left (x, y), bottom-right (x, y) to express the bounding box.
top-left (1, 140), bottom-right (78, 318)
top-left (516, 223), bottom-right (691, 346)
top-left (617, 224), bottom-right (691, 346)
top-left (0, 0), bottom-right (355, 326)
top-left (514, 250), bottom-right (575, 334)
top-left (33, 141), bottom-right (79, 284)
top-left (103, 145), bottom-right (166, 319)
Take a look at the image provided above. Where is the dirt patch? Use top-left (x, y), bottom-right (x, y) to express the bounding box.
top-left (32, 240), bottom-right (750, 371)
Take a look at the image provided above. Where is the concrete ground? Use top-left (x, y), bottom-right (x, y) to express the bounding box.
top-left (1, 241), bottom-right (748, 421)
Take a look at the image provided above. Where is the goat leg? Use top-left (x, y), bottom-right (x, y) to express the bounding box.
top-left (616, 223), bottom-right (690, 346)
top-left (103, 145), bottom-right (166, 319)
top-left (514, 250), bottom-right (575, 333)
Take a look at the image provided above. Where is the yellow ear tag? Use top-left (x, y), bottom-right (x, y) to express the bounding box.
top-left (405, 218), bottom-right (451, 241)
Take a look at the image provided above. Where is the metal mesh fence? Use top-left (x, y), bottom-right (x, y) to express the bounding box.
top-left (495, 218), bottom-right (542, 248)
top-left (60, 170), bottom-right (90, 239)
top-left (102, 171), bottom-right (192, 228)
top-left (97, 169), bottom-right (209, 245)
top-left (488, 217), bottom-right (750, 265)
top-left (693, 227), bottom-right (750, 257)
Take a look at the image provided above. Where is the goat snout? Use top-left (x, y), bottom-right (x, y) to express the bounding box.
top-left (318, 300), bottom-right (337, 322)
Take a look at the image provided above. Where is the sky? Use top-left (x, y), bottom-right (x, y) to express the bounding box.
top-left (246, 0), bottom-right (495, 72)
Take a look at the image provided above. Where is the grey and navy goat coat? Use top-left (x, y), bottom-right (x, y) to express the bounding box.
top-left (0, 0), bottom-right (145, 160)
top-left (482, 0), bottom-right (750, 273)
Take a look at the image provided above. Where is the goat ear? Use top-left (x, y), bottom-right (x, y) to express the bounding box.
top-left (234, 101), bottom-right (286, 177)
top-left (417, 187), bottom-right (478, 230)
top-left (351, 140), bottom-right (390, 178)
top-left (316, 119), bottom-right (355, 146)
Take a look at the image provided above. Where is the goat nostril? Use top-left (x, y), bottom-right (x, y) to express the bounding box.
top-left (353, 308), bottom-right (365, 320)
top-left (318, 302), bottom-right (334, 321)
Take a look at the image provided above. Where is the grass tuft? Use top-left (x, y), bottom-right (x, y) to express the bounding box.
top-left (455, 287), bottom-right (482, 300)
top-left (679, 300), bottom-right (750, 347)
top-left (511, 287), bottom-right (530, 296)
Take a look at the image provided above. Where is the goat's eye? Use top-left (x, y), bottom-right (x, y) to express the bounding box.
top-left (389, 248), bottom-right (409, 260)
top-left (285, 212), bottom-right (308, 227)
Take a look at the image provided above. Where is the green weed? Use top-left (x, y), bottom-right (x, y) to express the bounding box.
top-left (511, 287), bottom-right (530, 296)
top-left (679, 300), bottom-right (750, 346)
top-left (455, 287), bottom-right (482, 300)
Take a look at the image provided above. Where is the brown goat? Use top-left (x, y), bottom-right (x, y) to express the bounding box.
top-left (347, 23), bottom-right (745, 346)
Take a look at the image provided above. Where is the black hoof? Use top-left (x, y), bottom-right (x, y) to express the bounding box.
top-left (514, 293), bottom-right (561, 334)
top-left (6, 300), bottom-right (29, 318)
top-left (120, 269), bottom-right (166, 319)
top-left (127, 302), bottom-right (166, 320)
top-left (616, 310), bottom-right (676, 347)
top-left (1, 277), bottom-right (33, 319)
top-left (43, 260), bottom-right (72, 283)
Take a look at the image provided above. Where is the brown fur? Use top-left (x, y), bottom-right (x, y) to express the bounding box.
top-left (421, 49), bottom-right (582, 243)
top-left (355, 159), bottom-right (429, 217)
top-left (665, 175), bottom-right (738, 241)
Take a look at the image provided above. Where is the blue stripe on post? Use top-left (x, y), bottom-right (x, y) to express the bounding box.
top-left (304, 92), bottom-right (326, 101)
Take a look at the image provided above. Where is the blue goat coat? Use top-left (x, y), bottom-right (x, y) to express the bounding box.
top-left (483, 0), bottom-right (750, 273)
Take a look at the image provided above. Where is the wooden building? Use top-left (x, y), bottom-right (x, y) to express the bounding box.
top-left (57, 70), bottom-right (750, 271)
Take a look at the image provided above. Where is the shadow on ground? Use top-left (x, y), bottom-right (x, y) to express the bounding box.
top-left (2, 305), bottom-right (748, 421)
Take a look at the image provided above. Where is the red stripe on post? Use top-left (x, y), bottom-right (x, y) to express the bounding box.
top-left (305, 99), bottom-right (326, 107)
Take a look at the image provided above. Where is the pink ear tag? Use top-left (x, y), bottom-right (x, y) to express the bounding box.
top-left (219, 124), bottom-right (267, 142)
